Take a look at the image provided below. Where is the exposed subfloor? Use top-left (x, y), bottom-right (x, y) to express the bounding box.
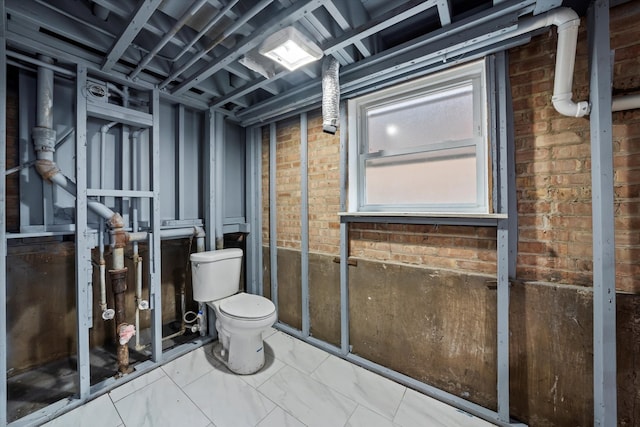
top-left (36, 329), bottom-right (496, 427)
top-left (8, 324), bottom-right (196, 423)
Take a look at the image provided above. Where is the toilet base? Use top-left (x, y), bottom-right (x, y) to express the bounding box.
top-left (212, 331), bottom-right (267, 375)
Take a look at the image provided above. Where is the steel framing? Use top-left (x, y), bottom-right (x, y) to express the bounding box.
top-left (0, 0), bottom-right (7, 424)
top-left (1, 62), bottom-right (182, 426)
top-left (0, 0), bottom-right (622, 424)
top-left (588, 0), bottom-right (617, 424)
top-left (266, 53), bottom-right (525, 426)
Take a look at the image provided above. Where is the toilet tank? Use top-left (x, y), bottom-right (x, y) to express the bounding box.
top-left (190, 248), bottom-right (243, 302)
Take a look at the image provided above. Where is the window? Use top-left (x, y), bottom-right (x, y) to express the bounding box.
top-left (348, 60), bottom-right (490, 214)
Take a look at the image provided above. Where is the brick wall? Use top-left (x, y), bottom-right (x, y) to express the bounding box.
top-left (262, 111), bottom-right (342, 254)
top-left (307, 111), bottom-right (341, 253)
top-left (350, 223), bottom-right (497, 274)
top-left (511, 2), bottom-right (640, 292)
top-left (262, 3), bottom-right (640, 293)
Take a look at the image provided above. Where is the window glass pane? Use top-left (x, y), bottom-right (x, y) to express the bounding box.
top-left (364, 146), bottom-right (477, 206)
top-left (366, 83), bottom-right (475, 153)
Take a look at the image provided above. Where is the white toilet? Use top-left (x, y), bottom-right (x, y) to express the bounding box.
top-left (190, 248), bottom-right (277, 375)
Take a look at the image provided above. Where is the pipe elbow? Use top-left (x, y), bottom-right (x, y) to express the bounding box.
top-left (193, 226), bottom-right (206, 238)
top-left (108, 212), bottom-right (125, 230)
top-left (101, 122), bottom-right (118, 133)
top-left (111, 227), bottom-right (129, 249)
top-left (546, 7), bottom-right (580, 30)
top-left (34, 159), bottom-right (60, 181)
top-left (552, 93), bottom-right (590, 117)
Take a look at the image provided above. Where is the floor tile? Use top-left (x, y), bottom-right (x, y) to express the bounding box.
top-left (264, 332), bottom-right (329, 374)
top-left (393, 389), bottom-right (495, 427)
top-left (257, 407), bottom-right (307, 427)
top-left (162, 344), bottom-right (219, 388)
top-left (237, 352), bottom-right (286, 389)
top-left (258, 365), bottom-right (357, 427)
top-left (346, 405), bottom-right (398, 427)
top-left (262, 327), bottom-right (278, 340)
top-left (183, 367), bottom-right (275, 427)
top-left (311, 355), bottom-right (405, 419)
top-left (108, 367), bottom-right (166, 403)
top-left (114, 375), bottom-right (210, 427)
top-left (41, 394), bottom-right (122, 427)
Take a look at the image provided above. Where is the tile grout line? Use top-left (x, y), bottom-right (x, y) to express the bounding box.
top-left (392, 387), bottom-right (409, 423)
top-left (158, 357), bottom-right (216, 426)
top-left (108, 366), bottom-right (168, 404)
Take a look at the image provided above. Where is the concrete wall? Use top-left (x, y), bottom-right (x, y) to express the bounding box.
top-left (261, 4), bottom-right (640, 425)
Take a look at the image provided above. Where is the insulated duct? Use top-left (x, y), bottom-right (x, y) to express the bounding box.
top-left (321, 56), bottom-right (340, 134)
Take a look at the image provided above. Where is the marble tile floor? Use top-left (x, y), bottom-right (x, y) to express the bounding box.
top-left (42, 329), bottom-right (495, 427)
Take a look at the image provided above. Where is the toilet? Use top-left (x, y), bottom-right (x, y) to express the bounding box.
top-left (190, 248), bottom-right (277, 375)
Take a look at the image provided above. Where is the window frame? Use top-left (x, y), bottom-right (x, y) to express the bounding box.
top-left (347, 59), bottom-right (491, 215)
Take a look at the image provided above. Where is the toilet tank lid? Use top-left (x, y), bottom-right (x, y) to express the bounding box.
top-left (190, 248), bottom-right (243, 263)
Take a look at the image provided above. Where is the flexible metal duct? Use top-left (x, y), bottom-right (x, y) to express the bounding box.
top-left (321, 56), bottom-right (340, 134)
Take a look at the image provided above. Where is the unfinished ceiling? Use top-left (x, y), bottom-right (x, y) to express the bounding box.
top-left (4, 0), bottom-right (589, 125)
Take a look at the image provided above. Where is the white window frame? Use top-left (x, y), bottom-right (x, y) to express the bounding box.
top-left (347, 59), bottom-right (491, 215)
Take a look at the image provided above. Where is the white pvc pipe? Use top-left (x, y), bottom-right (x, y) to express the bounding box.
top-left (612, 94), bottom-right (640, 112)
top-left (128, 226), bottom-right (206, 243)
top-left (112, 247), bottom-right (125, 270)
top-left (504, 8), bottom-right (589, 117)
top-left (98, 122), bottom-right (118, 319)
top-left (548, 9), bottom-right (590, 117)
top-left (131, 130), bottom-right (145, 349)
top-left (36, 56), bottom-right (54, 130)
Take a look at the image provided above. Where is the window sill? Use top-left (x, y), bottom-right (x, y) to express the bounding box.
top-left (338, 212), bottom-right (507, 226)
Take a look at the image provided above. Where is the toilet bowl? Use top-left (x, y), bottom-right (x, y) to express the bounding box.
top-left (190, 249), bottom-right (277, 375)
top-left (208, 293), bottom-right (277, 374)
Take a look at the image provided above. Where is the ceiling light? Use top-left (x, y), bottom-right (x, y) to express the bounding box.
top-left (259, 27), bottom-right (323, 71)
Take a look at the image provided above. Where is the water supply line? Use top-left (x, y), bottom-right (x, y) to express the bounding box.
top-left (126, 226), bottom-right (207, 344)
top-left (98, 121), bottom-right (118, 321)
top-left (129, 129), bottom-right (149, 350)
top-left (161, 226), bottom-right (207, 340)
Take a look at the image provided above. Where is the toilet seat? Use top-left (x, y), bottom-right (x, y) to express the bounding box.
top-left (217, 293), bottom-right (276, 321)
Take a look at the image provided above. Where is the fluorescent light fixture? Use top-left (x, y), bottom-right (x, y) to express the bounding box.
top-left (259, 26), bottom-right (323, 71)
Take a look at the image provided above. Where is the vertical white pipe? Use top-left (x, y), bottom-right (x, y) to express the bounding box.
top-left (131, 130), bottom-right (144, 349)
top-left (214, 113), bottom-right (224, 249)
top-left (36, 56), bottom-right (54, 127)
top-left (99, 122), bottom-right (117, 318)
top-left (99, 128), bottom-right (106, 312)
top-left (112, 247), bottom-right (125, 270)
